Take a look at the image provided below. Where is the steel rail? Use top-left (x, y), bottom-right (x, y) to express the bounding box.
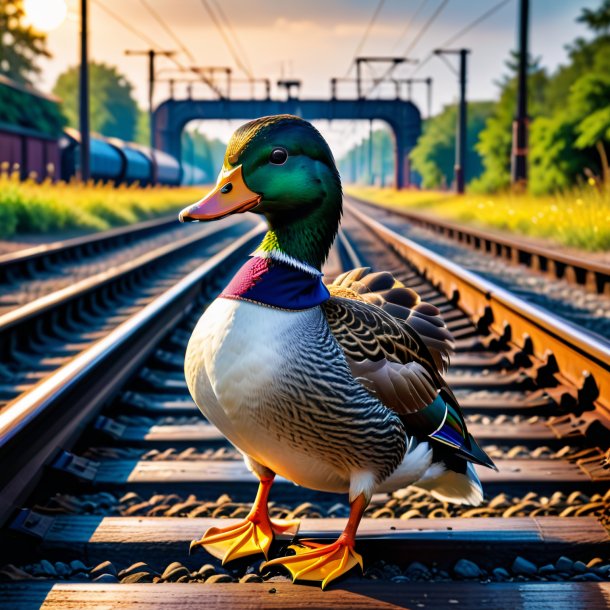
top-left (0, 219), bottom-right (239, 333)
top-left (347, 203), bottom-right (610, 422)
top-left (0, 224), bottom-right (266, 526)
top-left (348, 194), bottom-right (610, 295)
top-left (0, 214), bottom-right (183, 281)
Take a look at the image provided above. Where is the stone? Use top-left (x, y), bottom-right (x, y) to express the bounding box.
top-left (161, 563), bottom-right (190, 582)
top-left (92, 573), bottom-right (119, 583)
top-left (453, 559), bottom-right (483, 579)
top-left (539, 564), bottom-right (556, 575)
top-left (54, 562), bottom-right (71, 577)
top-left (571, 573), bottom-right (603, 582)
top-left (38, 560), bottom-right (57, 577)
top-left (555, 556), bottom-right (573, 572)
top-left (492, 568), bottom-right (510, 582)
top-left (69, 560), bottom-right (89, 575)
top-left (121, 571), bottom-right (154, 584)
top-left (197, 564), bottom-right (216, 578)
top-left (90, 561), bottom-right (117, 578)
top-left (572, 561), bottom-right (587, 574)
top-left (405, 561), bottom-right (431, 577)
top-left (511, 557), bottom-right (537, 576)
top-left (206, 573), bottom-right (233, 583)
top-left (240, 574), bottom-right (263, 583)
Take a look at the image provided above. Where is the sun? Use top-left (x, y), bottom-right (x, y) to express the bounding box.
top-left (23, 0), bottom-right (67, 32)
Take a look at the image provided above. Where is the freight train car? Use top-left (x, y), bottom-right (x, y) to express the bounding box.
top-left (60, 129), bottom-right (182, 186)
top-left (0, 76), bottom-right (62, 181)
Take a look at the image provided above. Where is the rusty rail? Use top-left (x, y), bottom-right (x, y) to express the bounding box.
top-left (347, 202), bottom-right (610, 426)
top-left (348, 194), bottom-right (610, 296)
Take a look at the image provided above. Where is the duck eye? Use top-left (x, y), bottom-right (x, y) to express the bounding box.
top-left (269, 147), bottom-right (288, 165)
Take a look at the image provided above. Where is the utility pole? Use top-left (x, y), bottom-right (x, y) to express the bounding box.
top-left (435, 49), bottom-right (469, 194)
top-left (511, 0), bottom-right (529, 189)
top-left (79, 0), bottom-right (90, 182)
top-left (125, 49), bottom-right (175, 183)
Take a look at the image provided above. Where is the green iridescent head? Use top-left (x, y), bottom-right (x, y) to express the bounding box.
top-left (179, 115), bottom-right (343, 269)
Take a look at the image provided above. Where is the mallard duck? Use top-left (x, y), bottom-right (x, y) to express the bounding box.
top-left (179, 115), bottom-right (495, 589)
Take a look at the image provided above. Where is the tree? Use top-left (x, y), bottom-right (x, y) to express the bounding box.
top-left (410, 101), bottom-right (494, 190)
top-left (572, 73), bottom-right (610, 184)
top-left (577, 0), bottom-right (610, 34)
top-left (53, 62), bottom-right (139, 141)
top-left (182, 129), bottom-right (227, 181)
top-left (0, 0), bottom-right (50, 85)
top-left (134, 108), bottom-right (150, 146)
top-left (472, 53), bottom-right (548, 192)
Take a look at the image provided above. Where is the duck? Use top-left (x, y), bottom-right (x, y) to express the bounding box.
top-left (179, 114), bottom-right (495, 589)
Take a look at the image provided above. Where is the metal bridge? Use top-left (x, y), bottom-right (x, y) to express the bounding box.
top-left (153, 98), bottom-right (421, 188)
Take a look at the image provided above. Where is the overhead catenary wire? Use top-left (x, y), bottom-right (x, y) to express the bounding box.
top-left (364, 0), bottom-right (450, 98)
top-left (92, 0), bottom-right (159, 49)
top-left (411, 0), bottom-right (514, 76)
top-left (345, 0), bottom-right (386, 77)
top-left (138, 0), bottom-right (197, 63)
top-left (94, 0), bottom-right (223, 98)
top-left (402, 0), bottom-right (450, 59)
top-left (391, 0), bottom-right (431, 51)
top-left (211, 0), bottom-right (254, 78)
top-left (200, 0), bottom-right (253, 78)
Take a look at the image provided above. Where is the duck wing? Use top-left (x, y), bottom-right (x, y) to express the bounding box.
top-left (322, 268), bottom-right (495, 470)
top-left (329, 267), bottom-right (453, 374)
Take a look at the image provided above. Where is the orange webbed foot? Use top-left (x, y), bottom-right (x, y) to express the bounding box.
top-left (263, 538), bottom-right (363, 589)
top-left (190, 516), bottom-right (300, 564)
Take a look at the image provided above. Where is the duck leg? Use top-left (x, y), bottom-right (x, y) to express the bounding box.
top-left (189, 475), bottom-right (300, 564)
top-left (263, 493), bottom-right (368, 589)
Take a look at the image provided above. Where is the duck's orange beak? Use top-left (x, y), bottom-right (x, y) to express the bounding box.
top-left (179, 165), bottom-right (261, 222)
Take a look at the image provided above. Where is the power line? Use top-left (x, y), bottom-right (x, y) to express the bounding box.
top-left (345, 0), bottom-right (386, 77)
top-left (411, 0), bottom-right (513, 76)
top-left (391, 0), bottom-right (430, 52)
top-left (95, 0), bottom-right (223, 98)
top-left (92, 0), bottom-right (159, 49)
top-left (138, 0), bottom-right (196, 63)
top-left (138, 0), bottom-right (224, 96)
top-left (211, 0), bottom-right (254, 78)
top-left (365, 0), bottom-right (450, 98)
top-left (200, 0), bottom-right (253, 78)
top-left (403, 0), bottom-right (450, 58)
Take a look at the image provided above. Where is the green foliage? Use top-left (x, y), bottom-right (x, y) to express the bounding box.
top-left (471, 54), bottom-right (549, 193)
top-left (347, 185), bottom-right (610, 252)
top-left (53, 62), bottom-right (139, 141)
top-left (570, 73), bottom-right (610, 148)
top-left (134, 107), bottom-right (150, 146)
top-left (577, 0), bottom-right (610, 34)
top-left (529, 73), bottom-right (610, 194)
top-left (0, 172), bottom-right (206, 238)
top-left (0, 79), bottom-right (66, 135)
top-left (0, 0), bottom-right (50, 85)
top-left (410, 101), bottom-right (494, 189)
top-left (337, 127), bottom-right (395, 186)
top-left (182, 129), bottom-right (227, 180)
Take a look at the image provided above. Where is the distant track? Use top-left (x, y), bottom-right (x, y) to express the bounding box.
top-left (348, 194), bottom-right (610, 296)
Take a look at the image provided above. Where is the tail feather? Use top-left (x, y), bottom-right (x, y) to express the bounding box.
top-left (413, 461), bottom-right (483, 506)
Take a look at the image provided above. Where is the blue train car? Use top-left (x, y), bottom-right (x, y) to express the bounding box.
top-left (60, 129), bottom-right (183, 186)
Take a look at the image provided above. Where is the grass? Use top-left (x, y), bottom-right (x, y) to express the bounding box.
top-left (0, 168), bottom-right (207, 239)
top-left (346, 182), bottom-right (610, 252)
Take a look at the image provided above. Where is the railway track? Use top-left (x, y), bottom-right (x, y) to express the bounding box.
top-left (348, 193), bottom-right (610, 297)
top-left (0, 215), bottom-right (256, 409)
top-left (0, 203), bottom-right (608, 609)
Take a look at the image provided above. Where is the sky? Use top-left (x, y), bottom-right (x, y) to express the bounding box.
top-left (32, 0), bottom-right (596, 157)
